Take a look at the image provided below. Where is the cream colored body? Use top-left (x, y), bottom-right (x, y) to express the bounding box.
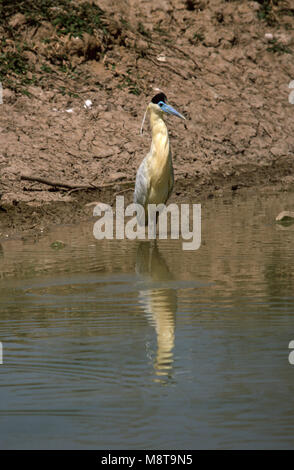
top-left (147, 106), bottom-right (174, 206)
top-left (134, 103), bottom-right (174, 220)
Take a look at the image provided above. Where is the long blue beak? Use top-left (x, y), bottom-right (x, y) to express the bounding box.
top-left (160, 102), bottom-right (186, 120)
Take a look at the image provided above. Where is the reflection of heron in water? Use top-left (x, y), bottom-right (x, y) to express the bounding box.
top-left (136, 241), bottom-right (177, 380)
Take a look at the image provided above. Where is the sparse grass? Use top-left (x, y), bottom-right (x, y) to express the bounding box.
top-left (118, 80), bottom-right (141, 96)
top-left (57, 85), bottom-right (78, 98)
top-left (118, 70), bottom-right (141, 96)
top-left (0, 38), bottom-right (38, 93)
top-left (257, 0), bottom-right (276, 24)
top-left (257, 0), bottom-right (294, 26)
top-left (266, 38), bottom-right (292, 53)
top-left (0, 49), bottom-right (30, 77)
top-left (0, 0), bottom-right (105, 37)
top-left (194, 32), bottom-right (205, 41)
top-left (138, 22), bottom-right (150, 38)
top-left (153, 25), bottom-right (166, 35)
top-left (50, 2), bottom-right (105, 38)
top-left (0, 0), bottom-right (108, 94)
top-left (281, 8), bottom-right (294, 17)
top-left (189, 32), bottom-right (204, 45)
top-left (40, 64), bottom-right (53, 74)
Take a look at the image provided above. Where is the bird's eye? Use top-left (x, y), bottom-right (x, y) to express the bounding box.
top-left (158, 101), bottom-right (164, 108)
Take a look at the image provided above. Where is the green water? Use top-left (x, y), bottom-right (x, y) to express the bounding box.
top-left (1, 190), bottom-right (294, 449)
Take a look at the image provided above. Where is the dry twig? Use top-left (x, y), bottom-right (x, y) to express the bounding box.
top-left (21, 174), bottom-right (134, 191)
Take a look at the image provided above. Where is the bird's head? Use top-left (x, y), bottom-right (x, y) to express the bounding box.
top-left (140, 92), bottom-right (185, 134)
top-left (149, 92), bottom-right (186, 120)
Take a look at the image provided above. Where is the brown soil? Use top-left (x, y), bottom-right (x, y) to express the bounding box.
top-left (1, 0), bottom-right (294, 239)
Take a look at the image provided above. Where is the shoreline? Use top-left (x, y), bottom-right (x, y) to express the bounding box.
top-left (1, 1), bottom-right (294, 241)
top-left (1, 156), bottom-right (294, 241)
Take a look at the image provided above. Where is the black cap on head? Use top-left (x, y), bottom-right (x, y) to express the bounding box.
top-left (151, 92), bottom-right (167, 104)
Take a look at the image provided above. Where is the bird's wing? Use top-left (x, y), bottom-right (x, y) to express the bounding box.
top-left (134, 156), bottom-right (150, 207)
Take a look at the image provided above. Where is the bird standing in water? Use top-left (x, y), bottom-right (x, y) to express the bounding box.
top-left (134, 92), bottom-right (185, 224)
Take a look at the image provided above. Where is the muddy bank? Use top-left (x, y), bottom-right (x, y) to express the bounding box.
top-left (1, 0), bottom-right (294, 238)
top-left (1, 168), bottom-right (294, 242)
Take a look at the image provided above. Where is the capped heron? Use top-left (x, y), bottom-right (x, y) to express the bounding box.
top-left (134, 92), bottom-right (185, 224)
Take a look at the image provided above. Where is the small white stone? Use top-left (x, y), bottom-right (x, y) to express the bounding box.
top-left (84, 99), bottom-right (92, 109)
top-left (288, 80), bottom-right (294, 89)
top-left (276, 211), bottom-right (294, 221)
top-left (265, 33), bottom-right (273, 40)
top-left (65, 108), bottom-right (74, 113)
top-left (289, 90), bottom-right (294, 104)
top-left (156, 54), bottom-right (167, 62)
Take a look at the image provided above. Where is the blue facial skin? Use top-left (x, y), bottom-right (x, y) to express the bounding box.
top-left (158, 101), bottom-right (185, 120)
